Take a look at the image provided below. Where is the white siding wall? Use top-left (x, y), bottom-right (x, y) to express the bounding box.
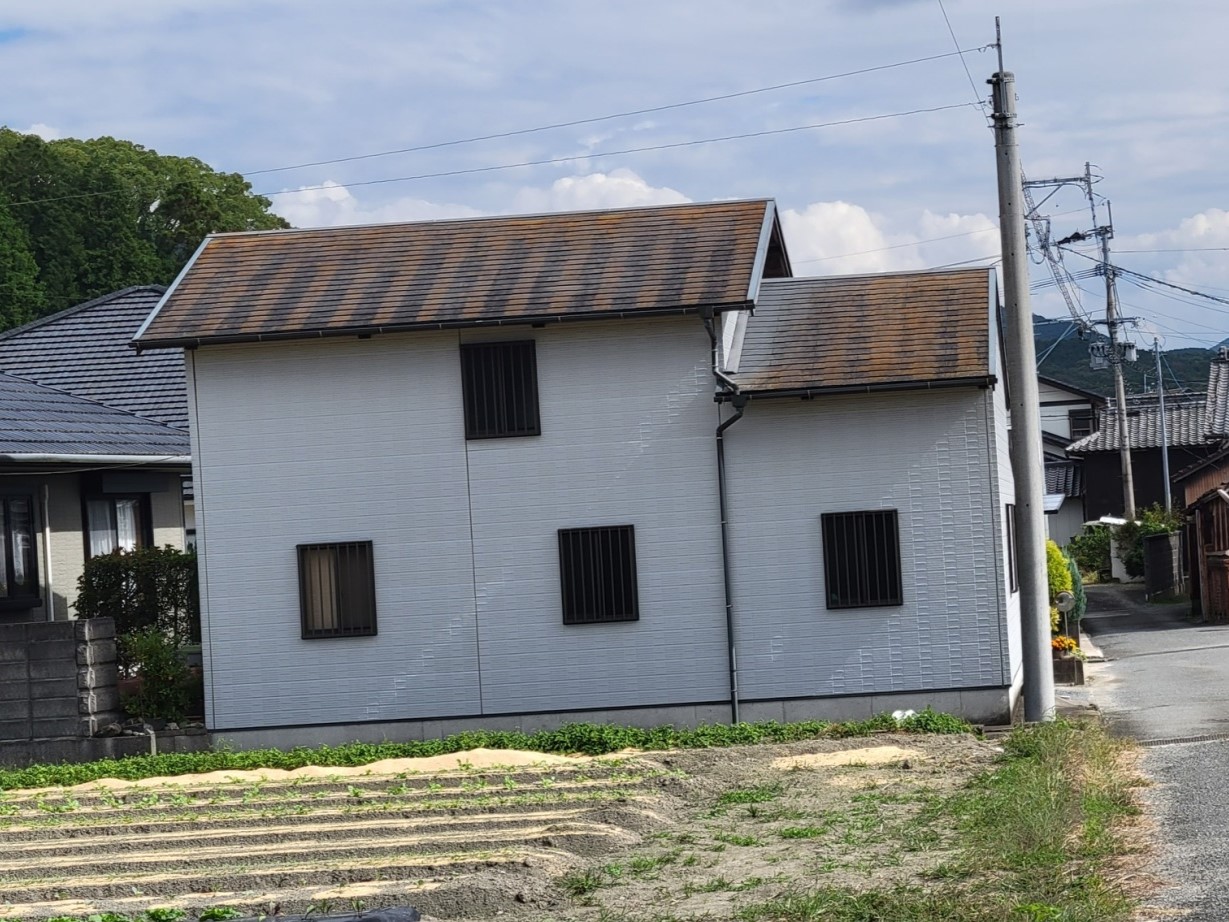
top-left (1038, 379), bottom-right (1093, 443)
top-left (993, 379), bottom-right (1023, 693)
top-left (189, 319), bottom-right (728, 730)
top-left (725, 388), bottom-right (1013, 700)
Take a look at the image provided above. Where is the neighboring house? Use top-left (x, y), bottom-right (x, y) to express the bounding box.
top-left (1038, 374), bottom-right (1103, 460)
top-left (1169, 352), bottom-right (1229, 618)
top-left (1043, 460), bottom-right (1085, 547)
top-left (1067, 393), bottom-right (1215, 520)
top-left (132, 200), bottom-right (1021, 742)
top-left (0, 287), bottom-right (193, 622)
top-left (0, 373), bottom-right (189, 623)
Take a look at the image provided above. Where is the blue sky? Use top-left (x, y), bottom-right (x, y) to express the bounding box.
top-left (4, 0), bottom-right (1228, 352)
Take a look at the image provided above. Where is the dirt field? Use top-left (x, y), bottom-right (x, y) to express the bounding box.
top-left (0, 734), bottom-right (1002, 921)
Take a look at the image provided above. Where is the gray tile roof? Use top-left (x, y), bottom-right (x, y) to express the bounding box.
top-left (732, 268), bottom-right (995, 395)
top-left (1205, 359), bottom-right (1229, 439)
top-left (0, 373), bottom-right (189, 459)
top-left (1045, 460), bottom-right (1084, 497)
top-left (0, 286), bottom-right (188, 430)
top-left (1067, 394), bottom-right (1210, 452)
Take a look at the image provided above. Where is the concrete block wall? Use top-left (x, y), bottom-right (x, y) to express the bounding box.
top-left (0, 618), bottom-right (121, 740)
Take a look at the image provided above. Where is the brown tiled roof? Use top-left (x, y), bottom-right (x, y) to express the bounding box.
top-left (134, 200), bottom-right (784, 349)
top-left (731, 268), bottom-right (996, 396)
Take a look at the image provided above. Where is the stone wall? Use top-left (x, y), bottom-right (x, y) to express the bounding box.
top-left (0, 618), bottom-right (121, 741)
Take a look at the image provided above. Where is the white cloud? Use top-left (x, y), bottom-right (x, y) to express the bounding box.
top-left (782, 202), bottom-right (998, 275)
top-left (271, 180), bottom-right (484, 228)
top-left (19, 122), bottom-right (60, 140)
top-left (510, 169), bottom-right (689, 213)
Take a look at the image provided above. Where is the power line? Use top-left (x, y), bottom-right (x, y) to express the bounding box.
top-left (934, 0), bottom-right (989, 121)
top-left (794, 225), bottom-right (998, 265)
top-left (245, 47), bottom-right (991, 177)
top-left (258, 102), bottom-right (980, 199)
top-left (1117, 247), bottom-right (1229, 254)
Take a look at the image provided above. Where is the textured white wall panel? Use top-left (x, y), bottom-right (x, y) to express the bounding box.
top-left (725, 388), bottom-right (1012, 700)
top-left (461, 323), bottom-right (728, 713)
top-left (189, 335), bottom-right (481, 729)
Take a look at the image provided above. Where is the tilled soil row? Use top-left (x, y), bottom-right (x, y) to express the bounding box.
top-left (0, 756), bottom-right (679, 920)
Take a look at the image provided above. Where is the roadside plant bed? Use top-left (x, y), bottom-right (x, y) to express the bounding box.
top-left (0, 710), bottom-right (970, 791)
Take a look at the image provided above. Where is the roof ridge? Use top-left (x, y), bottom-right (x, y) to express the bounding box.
top-left (0, 285), bottom-right (167, 342)
top-left (204, 197), bottom-right (776, 240)
top-left (761, 266), bottom-right (992, 285)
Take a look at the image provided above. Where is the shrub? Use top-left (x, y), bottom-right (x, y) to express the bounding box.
top-left (120, 628), bottom-right (192, 721)
top-left (75, 546), bottom-right (199, 670)
top-left (1046, 539), bottom-right (1073, 632)
top-left (1068, 525), bottom-right (1111, 580)
top-left (1114, 504), bottom-right (1184, 579)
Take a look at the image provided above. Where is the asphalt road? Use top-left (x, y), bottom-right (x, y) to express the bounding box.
top-left (1082, 584), bottom-right (1229, 920)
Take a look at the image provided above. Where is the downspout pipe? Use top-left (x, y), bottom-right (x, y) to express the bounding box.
top-left (701, 307), bottom-right (745, 724)
top-left (716, 394), bottom-right (748, 724)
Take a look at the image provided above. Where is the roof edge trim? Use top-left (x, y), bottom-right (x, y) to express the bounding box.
top-left (0, 454), bottom-right (191, 465)
top-left (746, 200), bottom-right (777, 304)
top-left (133, 236), bottom-right (214, 348)
top-left (720, 375), bottom-right (998, 401)
top-left (134, 302), bottom-right (754, 350)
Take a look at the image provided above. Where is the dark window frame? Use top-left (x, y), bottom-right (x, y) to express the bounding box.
top-left (1068, 408), bottom-right (1096, 441)
top-left (83, 493), bottom-right (153, 559)
top-left (0, 494), bottom-right (39, 609)
top-left (558, 525), bottom-right (640, 625)
top-left (820, 510), bottom-right (903, 610)
top-left (459, 340), bottom-right (541, 439)
top-left (1005, 504), bottom-right (1019, 593)
top-left (296, 541), bottom-right (378, 639)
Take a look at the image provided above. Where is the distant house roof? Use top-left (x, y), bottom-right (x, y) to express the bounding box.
top-left (1037, 374), bottom-right (1105, 403)
top-left (0, 286), bottom-right (188, 430)
top-left (0, 373), bottom-right (189, 461)
top-left (1067, 395), bottom-right (1210, 452)
top-left (134, 200), bottom-right (791, 350)
top-left (1045, 460), bottom-right (1083, 498)
top-left (729, 268), bottom-right (996, 396)
top-left (1205, 359), bottom-right (1229, 439)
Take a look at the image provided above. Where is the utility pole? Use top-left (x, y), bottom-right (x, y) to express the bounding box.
top-left (1155, 339), bottom-right (1172, 513)
top-left (990, 38), bottom-right (1055, 722)
top-left (1029, 164), bottom-right (1137, 519)
top-left (1099, 206), bottom-right (1136, 519)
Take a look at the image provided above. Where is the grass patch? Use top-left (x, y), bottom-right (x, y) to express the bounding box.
top-left (736, 719), bottom-right (1140, 921)
top-left (717, 783), bottom-right (783, 806)
top-left (0, 709), bottom-right (971, 790)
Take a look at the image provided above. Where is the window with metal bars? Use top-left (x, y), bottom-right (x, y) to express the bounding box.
top-left (558, 525), bottom-right (639, 624)
top-left (460, 340), bottom-right (541, 439)
top-left (1005, 504), bottom-right (1018, 593)
top-left (820, 510), bottom-right (903, 609)
top-left (297, 541), bottom-right (377, 638)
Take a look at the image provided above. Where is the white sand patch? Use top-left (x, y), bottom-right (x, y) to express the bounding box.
top-left (61, 747), bottom-right (592, 792)
top-left (771, 745), bottom-right (922, 771)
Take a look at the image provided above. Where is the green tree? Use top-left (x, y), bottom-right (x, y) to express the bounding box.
top-left (0, 128), bottom-right (289, 324)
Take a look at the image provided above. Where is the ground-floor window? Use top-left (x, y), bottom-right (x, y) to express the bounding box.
top-left (297, 541), bottom-right (378, 638)
top-left (820, 509), bottom-right (903, 609)
top-left (86, 495), bottom-right (150, 557)
top-left (0, 494), bottom-right (38, 604)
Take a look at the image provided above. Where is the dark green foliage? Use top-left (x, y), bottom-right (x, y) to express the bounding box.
top-left (0, 128), bottom-right (288, 326)
top-left (1115, 504), bottom-right (1184, 579)
top-left (1036, 316), bottom-right (1211, 397)
top-left (897, 707), bottom-right (972, 734)
top-left (0, 713), bottom-right (972, 790)
top-left (119, 628), bottom-right (192, 722)
top-left (1068, 524), bottom-right (1112, 580)
top-left (75, 546), bottom-right (200, 668)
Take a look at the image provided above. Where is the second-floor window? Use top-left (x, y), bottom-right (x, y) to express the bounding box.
top-left (460, 340), bottom-right (541, 439)
top-left (1069, 409), bottom-right (1096, 441)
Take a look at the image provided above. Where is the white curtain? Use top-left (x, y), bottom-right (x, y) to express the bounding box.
top-left (302, 548), bottom-right (338, 632)
top-left (115, 499), bottom-right (139, 552)
top-left (87, 499), bottom-right (116, 556)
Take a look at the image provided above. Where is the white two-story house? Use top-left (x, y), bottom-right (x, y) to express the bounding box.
top-left (133, 199), bottom-right (1022, 746)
